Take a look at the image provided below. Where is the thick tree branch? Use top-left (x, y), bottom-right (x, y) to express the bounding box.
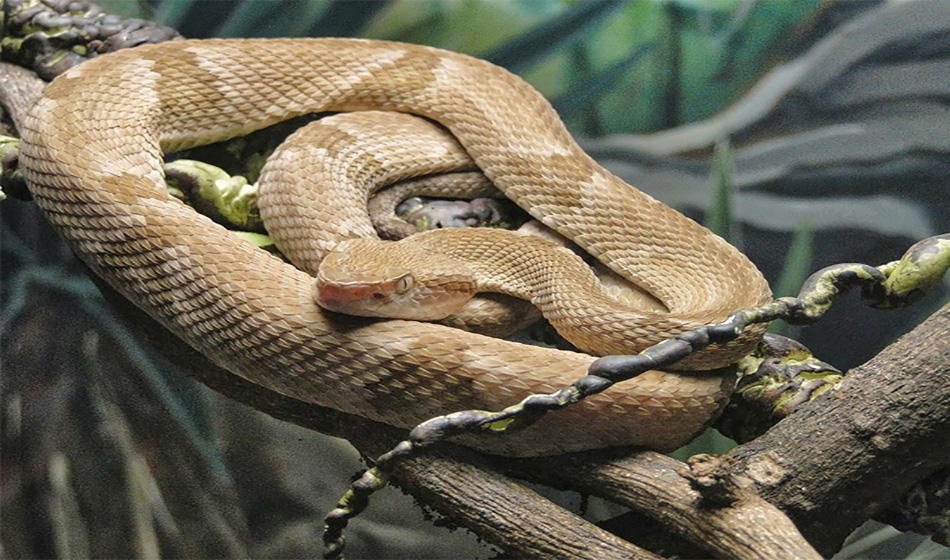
top-left (501, 302), bottom-right (950, 557)
top-left (506, 450), bottom-right (821, 560)
top-left (729, 302), bottom-right (950, 555)
top-left (0, 62), bottom-right (45, 131)
top-left (392, 452), bottom-right (661, 560)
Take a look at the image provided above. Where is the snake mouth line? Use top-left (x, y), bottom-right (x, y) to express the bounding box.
top-left (316, 280), bottom-right (386, 305)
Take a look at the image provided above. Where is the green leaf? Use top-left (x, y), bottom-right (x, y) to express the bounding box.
top-left (360, 0), bottom-right (447, 44)
top-left (152, 0), bottom-right (197, 30)
top-left (675, 0), bottom-right (823, 123)
top-left (704, 139), bottom-right (736, 243)
top-left (217, 0), bottom-right (330, 38)
top-left (551, 42), bottom-right (654, 124)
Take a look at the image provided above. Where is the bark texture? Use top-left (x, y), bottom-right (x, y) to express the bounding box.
top-left (729, 302), bottom-right (950, 555)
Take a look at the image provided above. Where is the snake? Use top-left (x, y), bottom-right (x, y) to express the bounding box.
top-left (19, 38), bottom-right (772, 456)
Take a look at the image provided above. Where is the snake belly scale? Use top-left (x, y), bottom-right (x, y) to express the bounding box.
top-left (19, 38), bottom-right (771, 456)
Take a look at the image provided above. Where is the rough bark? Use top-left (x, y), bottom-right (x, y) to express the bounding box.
top-left (0, 63), bottom-right (45, 131)
top-left (729, 302), bottom-right (950, 556)
top-left (506, 451), bottom-right (821, 559)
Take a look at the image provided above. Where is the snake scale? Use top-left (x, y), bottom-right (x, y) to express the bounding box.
top-left (19, 38), bottom-right (771, 456)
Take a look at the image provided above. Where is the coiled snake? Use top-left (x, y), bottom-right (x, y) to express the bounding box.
top-left (19, 38), bottom-right (771, 456)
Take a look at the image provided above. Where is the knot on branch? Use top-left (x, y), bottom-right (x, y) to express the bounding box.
top-left (681, 454), bottom-right (755, 508)
top-left (0, 136), bottom-right (29, 201)
top-left (880, 466), bottom-right (950, 547)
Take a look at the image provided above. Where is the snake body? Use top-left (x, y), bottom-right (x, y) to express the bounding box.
top-left (20, 38), bottom-right (771, 455)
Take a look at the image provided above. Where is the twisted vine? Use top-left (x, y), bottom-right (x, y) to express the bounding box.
top-left (0, 0), bottom-right (180, 80)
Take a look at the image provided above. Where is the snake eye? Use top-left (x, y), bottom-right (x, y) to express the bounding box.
top-left (394, 274), bottom-right (414, 294)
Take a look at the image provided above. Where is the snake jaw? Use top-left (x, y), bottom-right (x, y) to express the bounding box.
top-left (314, 275), bottom-right (473, 320)
top-left (315, 240), bottom-right (476, 320)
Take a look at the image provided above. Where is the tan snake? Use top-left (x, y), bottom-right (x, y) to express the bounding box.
top-left (19, 38), bottom-right (771, 456)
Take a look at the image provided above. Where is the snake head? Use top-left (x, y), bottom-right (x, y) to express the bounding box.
top-left (315, 238), bottom-right (477, 321)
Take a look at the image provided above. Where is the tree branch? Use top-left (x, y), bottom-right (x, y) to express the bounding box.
top-left (505, 450), bottom-right (821, 559)
top-left (0, 62), bottom-right (45, 131)
top-left (728, 302), bottom-right (950, 556)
